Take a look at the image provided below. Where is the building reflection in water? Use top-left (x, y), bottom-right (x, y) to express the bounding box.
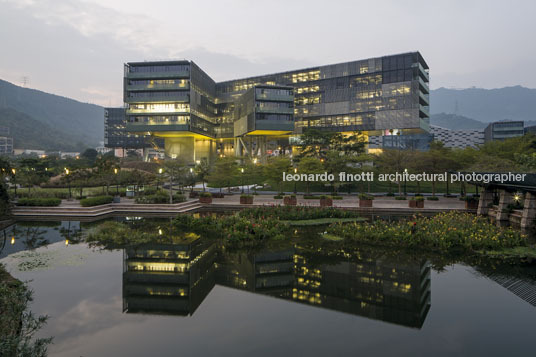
top-left (122, 238), bottom-right (217, 316)
top-left (122, 239), bottom-right (431, 328)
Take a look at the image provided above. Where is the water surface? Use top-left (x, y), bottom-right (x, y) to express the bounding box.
top-left (1, 219), bottom-right (536, 356)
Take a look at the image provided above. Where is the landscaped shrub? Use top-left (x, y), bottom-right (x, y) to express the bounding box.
top-left (16, 198), bottom-right (61, 207)
top-left (136, 193), bottom-right (169, 204)
top-left (173, 194), bottom-right (186, 203)
top-left (386, 192), bottom-right (395, 197)
top-left (273, 194), bottom-right (283, 199)
top-left (327, 211), bottom-right (526, 253)
top-left (411, 196), bottom-right (425, 201)
top-left (395, 196), bottom-right (407, 200)
top-left (461, 195), bottom-right (480, 202)
top-left (80, 196), bottom-right (113, 207)
top-left (331, 195), bottom-right (343, 200)
top-left (359, 193), bottom-right (374, 200)
top-left (16, 190), bottom-right (70, 199)
top-left (303, 195), bottom-right (318, 199)
top-left (199, 192), bottom-right (212, 198)
top-left (426, 196), bottom-right (439, 201)
top-left (238, 205), bottom-right (360, 221)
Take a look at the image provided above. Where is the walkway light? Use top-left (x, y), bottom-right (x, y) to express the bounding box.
top-left (514, 194), bottom-right (520, 202)
top-left (114, 168), bottom-right (118, 174)
top-left (11, 236), bottom-right (15, 245)
top-left (11, 168), bottom-right (15, 175)
top-left (65, 239), bottom-right (69, 246)
top-left (158, 168), bottom-right (163, 174)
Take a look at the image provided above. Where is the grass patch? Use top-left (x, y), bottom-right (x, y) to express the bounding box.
top-left (478, 246), bottom-right (536, 260)
top-left (321, 233), bottom-right (344, 241)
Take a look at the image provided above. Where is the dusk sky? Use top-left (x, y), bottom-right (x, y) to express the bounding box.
top-left (1, 0), bottom-right (535, 106)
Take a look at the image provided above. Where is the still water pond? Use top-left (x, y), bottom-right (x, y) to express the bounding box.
top-left (1, 218), bottom-right (536, 356)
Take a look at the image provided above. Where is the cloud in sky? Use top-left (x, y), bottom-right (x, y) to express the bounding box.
top-left (0, 0), bottom-right (535, 106)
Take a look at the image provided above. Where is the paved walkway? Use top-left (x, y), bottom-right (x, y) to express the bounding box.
top-left (11, 194), bottom-right (468, 219)
top-left (209, 194), bottom-right (466, 210)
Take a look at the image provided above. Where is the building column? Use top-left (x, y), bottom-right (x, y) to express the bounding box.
top-left (521, 192), bottom-right (536, 229)
top-left (477, 187), bottom-right (494, 215)
top-left (496, 190), bottom-right (513, 221)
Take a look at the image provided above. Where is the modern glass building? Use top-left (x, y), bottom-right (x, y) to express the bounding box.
top-left (122, 52), bottom-right (429, 162)
top-left (104, 107), bottom-right (164, 153)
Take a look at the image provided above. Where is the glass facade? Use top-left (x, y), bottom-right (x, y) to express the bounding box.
top-left (104, 107), bottom-right (163, 149)
top-left (120, 52), bottom-right (430, 159)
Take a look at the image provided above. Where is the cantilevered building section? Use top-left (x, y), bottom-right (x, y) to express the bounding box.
top-left (122, 52), bottom-right (430, 162)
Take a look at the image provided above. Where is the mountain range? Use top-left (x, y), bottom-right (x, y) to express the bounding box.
top-left (0, 79), bottom-right (535, 151)
top-left (0, 79), bottom-right (103, 151)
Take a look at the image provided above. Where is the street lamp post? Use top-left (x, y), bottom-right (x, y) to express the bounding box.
top-left (404, 168), bottom-right (408, 196)
top-left (294, 167), bottom-right (298, 194)
top-left (190, 168), bottom-right (194, 193)
top-left (114, 168), bottom-right (119, 195)
top-left (241, 168), bottom-right (245, 194)
top-left (11, 168), bottom-right (16, 196)
top-left (65, 168), bottom-right (71, 199)
top-left (157, 168), bottom-right (163, 190)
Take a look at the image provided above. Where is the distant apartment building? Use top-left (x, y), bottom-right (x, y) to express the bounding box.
top-left (0, 126), bottom-right (13, 155)
top-left (430, 125), bottom-right (484, 148)
top-left (484, 121), bottom-right (524, 142)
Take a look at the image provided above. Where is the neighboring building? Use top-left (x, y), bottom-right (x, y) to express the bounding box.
top-left (60, 152), bottom-right (80, 159)
top-left (14, 149), bottom-right (46, 156)
top-left (484, 121), bottom-right (524, 142)
top-left (95, 146), bottom-right (113, 155)
top-left (122, 52), bottom-right (430, 162)
top-left (104, 107), bottom-right (164, 157)
top-left (430, 125), bottom-right (484, 148)
top-left (0, 127), bottom-right (13, 156)
top-left (524, 125), bottom-right (536, 135)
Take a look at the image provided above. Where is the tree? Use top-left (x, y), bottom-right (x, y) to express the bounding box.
top-left (375, 149), bottom-right (412, 196)
top-left (296, 129), bottom-right (334, 160)
top-left (95, 155), bottom-right (119, 195)
top-left (420, 142), bottom-right (457, 196)
top-left (207, 157), bottom-right (239, 193)
top-left (264, 156), bottom-right (292, 194)
top-left (69, 168), bottom-right (92, 198)
top-left (81, 148), bottom-right (99, 164)
top-left (17, 158), bottom-right (47, 194)
top-left (298, 157), bottom-right (324, 194)
top-left (296, 129), bottom-right (366, 161)
top-left (162, 159), bottom-right (187, 203)
top-left (194, 158), bottom-right (211, 192)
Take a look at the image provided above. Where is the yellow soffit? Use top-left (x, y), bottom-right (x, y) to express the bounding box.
top-left (246, 130), bottom-right (293, 137)
top-left (152, 131), bottom-right (213, 139)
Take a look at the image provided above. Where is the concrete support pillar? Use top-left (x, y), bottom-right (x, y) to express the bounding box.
top-left (496, 190), bottom-right (513, 221)
top-left (521, 192), bottom-right (536, 229)
top-left (477, 187), bottom-right (494, 215)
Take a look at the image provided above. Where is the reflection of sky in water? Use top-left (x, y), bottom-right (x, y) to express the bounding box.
top-left (0, 221), bottom-right (81, 258)
top-left (1, 221), bottom-right (536, 356)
